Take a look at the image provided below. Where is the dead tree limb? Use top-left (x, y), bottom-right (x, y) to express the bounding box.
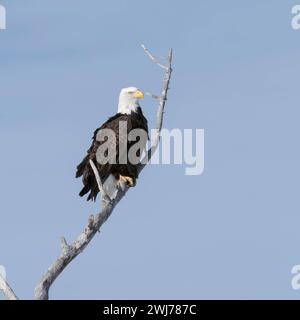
top-left (0, 274), bottom-right (18, 300)
top-left (34, 45), bottom-right (173, 300)
top-left (89, 159), bottom-right (111, 206)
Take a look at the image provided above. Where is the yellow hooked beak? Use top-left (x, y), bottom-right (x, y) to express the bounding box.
top-left (133, 90), bottom-right (144, 99)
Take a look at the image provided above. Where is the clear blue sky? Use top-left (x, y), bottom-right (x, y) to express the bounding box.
top-left (1, 0), bottom-right (300, 299)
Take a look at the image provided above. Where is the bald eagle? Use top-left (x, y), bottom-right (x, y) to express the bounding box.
top-left (76, 87), bottom-right (149, 201)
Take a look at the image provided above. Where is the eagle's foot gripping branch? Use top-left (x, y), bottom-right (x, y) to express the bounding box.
top-left (118, 175), bottom-right (136, 187)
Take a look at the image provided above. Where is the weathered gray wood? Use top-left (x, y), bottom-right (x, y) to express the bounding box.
top-left (0, 274), bottom-right (18, 300)
top-left (33, 46), bottom-right (173, 300)
top-left (89, 159), bottom-right (111, 206)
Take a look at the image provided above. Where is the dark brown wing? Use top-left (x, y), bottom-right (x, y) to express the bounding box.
top-left (76, 109), bottom-right (148, 201)
top-left (76, 113), bottom-right (131, 201)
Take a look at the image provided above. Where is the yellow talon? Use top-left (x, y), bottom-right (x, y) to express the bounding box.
top-left (118, 175), bottom-right (136, 187)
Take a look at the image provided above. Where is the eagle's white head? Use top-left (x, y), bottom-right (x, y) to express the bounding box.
top-left (118, 87), bottom-right (145, 114)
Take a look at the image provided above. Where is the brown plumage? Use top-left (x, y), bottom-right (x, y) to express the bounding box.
top-left (76, 107), bottom-right (148, 201)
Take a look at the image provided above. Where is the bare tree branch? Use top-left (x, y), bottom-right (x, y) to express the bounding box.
top-left (0, 274), bottom-right (18, 300)
top-left (60, 237), bottom-right (71, 256)
top-left (145, 92), bottom-right (161, 100)
top-left (141, 44), bottom-right (169, 70)
top-left (139, 46), bottom-right (173, 169)
top-left (89, 159), bottom-right (111, 205)
top-left (34, 45), bottom-right (173, 300)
